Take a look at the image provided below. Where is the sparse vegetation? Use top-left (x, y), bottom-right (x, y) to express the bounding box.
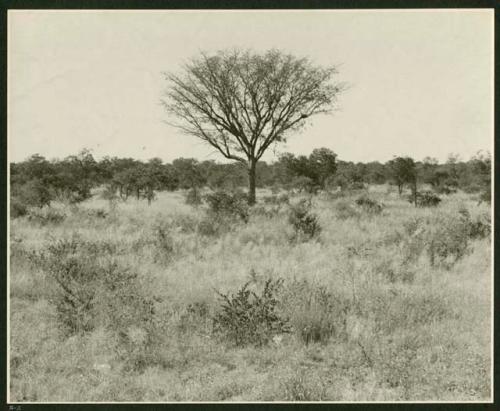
top-left (10, 181), bottom-right (491, 402)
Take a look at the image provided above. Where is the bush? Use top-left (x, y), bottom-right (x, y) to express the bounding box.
top-left (355, 195), bottom-right (383, 214)
top-left (212, 278), bottom-right (291, 347)
top-left (468, 213), bottom-right (491, 240)
top-left (13, 179), bottom-right (53, 208)
top-left (185, 187), bottom-right (203, 206)
top-left (34, 236), bottom-right (155, 337)
top-left (10, 198), bottom-right (27, 218)
top-left (411, 190), bottom-right (441, 207)
top-left (426, 213), bottom-right (471, 268)
top-left (288, 200), bottom-right (321, 242)
top-left (204, 191), bottom-right (249, 223)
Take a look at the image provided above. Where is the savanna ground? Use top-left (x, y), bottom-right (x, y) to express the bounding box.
top-left (9, 185), bottom-right (491, 402)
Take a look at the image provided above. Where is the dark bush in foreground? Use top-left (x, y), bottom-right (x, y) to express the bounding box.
top-left (212, 279), bottom-right (291, 347)
top-left (288, 200), bottom-right (321, 241)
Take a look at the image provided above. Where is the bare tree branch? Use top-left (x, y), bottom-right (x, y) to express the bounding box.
top-left (162, 48), bottom-right (346, 203)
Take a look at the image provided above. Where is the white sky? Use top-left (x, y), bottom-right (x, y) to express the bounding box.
top-left (8, 9), bottom-right (493, 164)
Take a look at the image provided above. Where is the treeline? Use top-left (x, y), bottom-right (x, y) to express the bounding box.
top-left (10, 148), bottom-right (491, 209)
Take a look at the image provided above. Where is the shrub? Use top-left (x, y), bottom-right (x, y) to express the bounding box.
top-left (35, 236), bottom-right (155, 337)
top-left (212, 278), bottom-right (292, 347)
top-left (355, 195), bottom-right (383, 214)
top-left (204, 191), bottom-right (249, 223)
top-left (10, 198), bottom-right (27, 218)
top-left (411, 190), bottom-right (441, 207)
top-left (426, 213), bottom-right (471, 268)
top-left (14, 179), bottom-right (53, 208)
top-left (185, 187), bottom-right (203, 206)
top-left (288, 199), bottom-right (321, 241)
top-left (468, 213), bottom-right (491, 240)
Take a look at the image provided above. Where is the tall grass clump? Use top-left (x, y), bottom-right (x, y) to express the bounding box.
top-left (282, 279), bottom-right (349, 346)
top-left (212, 278), bottom-right (291, 347)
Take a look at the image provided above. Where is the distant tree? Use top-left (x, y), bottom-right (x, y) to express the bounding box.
top-left (331, 160), bottom-right (365, 190)
top-left (387, 156), bottom-right (417, 201)
top-left (163, 48), bottom-right (345, 204)
top-left (10, 154), bottom-right (56, 207)
top-left (52, 149), bottom-right (99, 203)
top-left (280, 148), bottom-right (337, 192)
top-left (172, 158), bottom-right (206, 190)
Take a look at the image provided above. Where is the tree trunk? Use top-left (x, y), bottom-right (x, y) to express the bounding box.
top-left (248, 159), bottom-right (257, 205)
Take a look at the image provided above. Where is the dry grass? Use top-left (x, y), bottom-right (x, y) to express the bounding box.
top-left (9, 186), bottom-right (492, 402)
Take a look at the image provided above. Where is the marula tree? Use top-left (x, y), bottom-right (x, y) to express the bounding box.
top-left (162, 48), bottom-right (345, 204)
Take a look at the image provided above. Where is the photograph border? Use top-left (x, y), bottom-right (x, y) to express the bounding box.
top-left (2, 1), bottom-right (497, 409)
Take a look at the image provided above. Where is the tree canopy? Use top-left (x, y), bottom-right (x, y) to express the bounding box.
top-left (162, 48), bottom-right (345, 203)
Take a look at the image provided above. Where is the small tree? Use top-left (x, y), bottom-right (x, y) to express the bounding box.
top-left (387, 156), bottom-right (417, 201)
top-left (163, 49), bottom-right (345, 204)
top-left (281, 148), bottom-right (337, 192)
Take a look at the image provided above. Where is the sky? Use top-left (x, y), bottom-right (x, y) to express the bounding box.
top-left (8, 9), bottom-right (493, 164)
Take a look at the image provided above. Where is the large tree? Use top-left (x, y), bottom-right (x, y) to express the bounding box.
top-left (162, 49), bottom-right (345, 204)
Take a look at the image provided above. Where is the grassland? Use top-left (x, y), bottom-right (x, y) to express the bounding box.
top-left (9, 186), bottom-right (492, 402)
